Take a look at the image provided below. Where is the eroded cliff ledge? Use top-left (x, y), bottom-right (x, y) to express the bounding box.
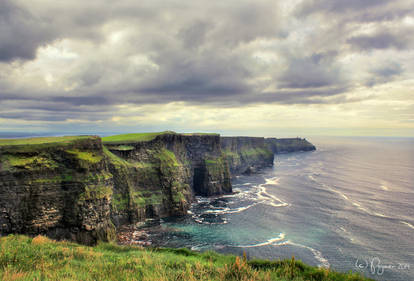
top-left (0, 132), bottom-right (315, 244)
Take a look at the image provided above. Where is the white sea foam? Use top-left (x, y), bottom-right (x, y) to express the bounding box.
top-left (289, 242), bottom-right (330, 268)
top-left (380, 184), bottom-right (389, 191)
top-left (400, 221), bottom-right (414, 230)
top-left (264, 177), bottom-right (280, 185)
top-left (204, 203), bottom-right (258, 214)
top-left (234, 234), bottom-right (330, 268)
top-left (235, 233), bottom-right (286, 248)
top-left (256, 184), bottom-right (289, 208)
top-left (322, 184), bottom-right (393, 219)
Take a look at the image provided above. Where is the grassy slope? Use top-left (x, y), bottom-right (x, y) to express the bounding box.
top-left (0, 235), bottom-right (372, 281)
top-left (0, 136), bottom-right (93, 147)
top-left (102, 132), bottom-right (176, 143)
top-left (102, 131), bottom-right (219, 144)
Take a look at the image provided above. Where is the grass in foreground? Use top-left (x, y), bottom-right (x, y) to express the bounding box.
top-left (0, 235), bottom-right (372, 281)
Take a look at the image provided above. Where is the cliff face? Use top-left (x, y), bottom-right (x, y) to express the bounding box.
top-left (0, 133), bottom-right (316, 245)
top-left (0, 134), bottom-right (232, 244)
top-left (0, 137), bottom-right (116, 245)
top-left (265, 138), bottom-right (316, 154)
top-left (104, 133), bottom-right (231, 226)
top-left (221, 137), bottom-right (274, 175)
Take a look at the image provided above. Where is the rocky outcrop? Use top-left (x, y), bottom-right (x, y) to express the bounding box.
top-left (221, 137), bottom-right (274, 175)
top-left (265, 138), bottom-right (316, 154)
top-left (0, 136), bottom-right (116, 245)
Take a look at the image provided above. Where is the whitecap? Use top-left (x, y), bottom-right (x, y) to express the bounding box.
top-left (400, 221), bottom-right (414, 230)
top-left (380, 185), bottom-right (389, 191)
top-left (235, 233), bottom-right (286, 248)
top-left (264, 177), bottom-right (280, 185)
top-left (204, 203), bottom-right (258, 214)
top-left (289, 242), bottom-right (330, 268)
top-left (256, 184), bottom-right (289, 208)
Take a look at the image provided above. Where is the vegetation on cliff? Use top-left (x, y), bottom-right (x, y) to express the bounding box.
top-left (265, 138), bottom-right (316, 154)
top-left (0, 136), bottom-right (93, 147)
top-left (0, 235), bottom-right (372, 281)
top-left (102, 132), bottom-right (176, 143)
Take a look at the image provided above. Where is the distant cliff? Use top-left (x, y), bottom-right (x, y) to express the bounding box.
top-left (0, 132), bottom-right (315, 245)
top-left (265, 138), bottom-right (316, 154)
top-left (221, 137), bottom-right (274, 175)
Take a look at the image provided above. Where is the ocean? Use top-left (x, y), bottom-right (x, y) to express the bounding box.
top-left (138, 137), bottom-right (414, 281)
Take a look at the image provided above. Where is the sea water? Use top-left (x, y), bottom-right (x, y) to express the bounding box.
top-left (141, 137), bottom-right (414, 281)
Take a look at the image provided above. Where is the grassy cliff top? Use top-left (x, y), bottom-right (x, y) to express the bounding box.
top-left (0, 135), bottom-right (96, 147)
top-left (0, 235), bottom-right (372, 281)
top-left (181, 132), bottom-right (219, 136)
top-left (102, 131), bottom-right (176, 143)
top-left (102, 131), bottom-right (219, 144)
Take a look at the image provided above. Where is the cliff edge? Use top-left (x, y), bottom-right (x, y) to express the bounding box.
top-left (0, 132), bottom-right (316, 244)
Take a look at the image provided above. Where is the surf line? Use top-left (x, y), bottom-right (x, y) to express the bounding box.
top-left (256, 177), bottom-right (290, 208)
top-left (232, 233), bottom-right (330, 269)
top-left (400, 221), bottom-right (414, 230)
top-left (288, 242), bottom-right (330, 268)
top-left (234, 233), bottom-right (286, 248)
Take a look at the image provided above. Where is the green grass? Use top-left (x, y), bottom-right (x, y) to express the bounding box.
top-left (78, 185), bottom-right (113, 201)
top-left (0, 136), bottom-right (94, 147)
top-left (0, 235), bottom-right (373, 281)
top-left (181, 133), bottom-right (219, 136)
top-left (108, 145), bottom-right (135, 151)
top-left (156, 148), bottom-right (179, 167)
top-left (66, 149), bottom-right (103, 163)
top-left (102, 132), bottom-right (176, 143)
top-left (0, 155), bottom-right (59, 170)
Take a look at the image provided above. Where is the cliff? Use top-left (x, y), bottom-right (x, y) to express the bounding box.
top-left (0, 133), bottom-right (232, 244)
top-left (0, 133), bottom-right (316, 245)
top-left (265, 137), bottom-right (316, 154)
top-left (0, 136), bottom-right (116, 245)
top-left (221, 137), bottom-right (274, 175)
top-left (103, 132), bottom-right (231, 227)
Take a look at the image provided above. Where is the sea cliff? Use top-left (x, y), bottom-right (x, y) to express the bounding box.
top-left (265, 137), bottom-right (316, 153)
top-left (221, 137), bottom-right (274, 175)
top-left (0, 132), bottom-right (315, 244)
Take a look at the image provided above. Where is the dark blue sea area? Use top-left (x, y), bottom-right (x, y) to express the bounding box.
top-left (139, 137), bottom-right (414, 281)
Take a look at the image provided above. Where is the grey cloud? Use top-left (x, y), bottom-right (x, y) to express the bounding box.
top-left (178, 21), bottom-right (212, 50)
top-left (365, 62), bottom-right (404, 87)
top-left (347, 31), bottom-right (409, 51)
top-left (0, 0), bottom-right (412, 124)
top-left (0, 0), bottom-right (57, 62)
top-left (297, 0), bottom-right (388, 15)
top-left (277, 52), bottom-right (343, 89)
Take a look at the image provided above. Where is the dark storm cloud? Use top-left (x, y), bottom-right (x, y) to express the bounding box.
top-left (277, 52), bottom-right (343, 89)
top-left (0, 0), bottom-right (57, 62)
top-left (295, 0), bottom-right (413, 23)
top-left (347, 31), bottom-right (410, 51)
top-left (297, 0), bottom-right (388, 15)
top-left (0, 0), bottom-right (412, 123)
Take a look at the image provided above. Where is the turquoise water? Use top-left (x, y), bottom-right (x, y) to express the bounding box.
top-left (141, 137), bottom-right (414, 280)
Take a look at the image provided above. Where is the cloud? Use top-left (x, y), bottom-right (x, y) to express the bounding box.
top-left (365, 62), bottom-right (404, 87)
top-left (0, 0), bottom-right (412, 134)
top-left (347, 30), bottom-right (411, 50)
top-left (0, 0), bottom-right (57, 62)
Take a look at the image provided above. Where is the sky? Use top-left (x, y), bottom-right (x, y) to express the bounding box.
top-left (1, 0), bottom-right (413, 137)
